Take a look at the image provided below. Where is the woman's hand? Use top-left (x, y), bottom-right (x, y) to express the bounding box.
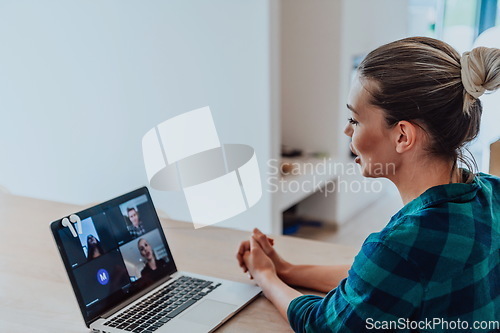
top-left (242, 235), bottom-right (276, 283)
top-left (236, 228), bottom-right (273, 273)
top-left (236, 228), bottom-right (293, 282)
top-left (241, 235), bottom-right (303, 323)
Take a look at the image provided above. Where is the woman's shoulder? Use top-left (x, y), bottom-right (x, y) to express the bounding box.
top-left (141, 265), bottom-right (151, 274)
top-left (476, 171), bottom-right (500, 182)
top-left (475, 172), bottom-right (500, 197)
top-left (381, 172), bottom-right (498, 238)
top-left (362, 172), bottom-right (499, 279)
top-left (364, 208), bottom-right (497, 283)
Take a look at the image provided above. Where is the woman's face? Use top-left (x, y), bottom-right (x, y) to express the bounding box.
top-left (88, 236), bottom-right (97, 245)
top-left (138, 239), bottom-right (153, 261)
top-left (128, 209), bottom-right (140, 227)
top-left (344, 76), bottom-right (399, 178)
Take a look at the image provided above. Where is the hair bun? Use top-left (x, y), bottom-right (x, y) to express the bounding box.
top-left (460, 47), bottom-right (500, 115)
top-left (460, 51), bottom-right (486, 99)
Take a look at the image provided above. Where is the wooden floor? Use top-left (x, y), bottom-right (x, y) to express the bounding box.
top-left (291, 185), bottom-right (403, 250)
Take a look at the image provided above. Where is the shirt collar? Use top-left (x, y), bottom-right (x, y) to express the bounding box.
top-left (393, 172), bottom-right (482, 218)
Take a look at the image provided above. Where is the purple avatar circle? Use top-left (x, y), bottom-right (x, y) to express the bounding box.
top-left (97, 269), bottom-right (109, 285)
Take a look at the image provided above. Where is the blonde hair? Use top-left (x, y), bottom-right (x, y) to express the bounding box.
top-left (358, 37), bottom-right (500, 180)
top-left (461, 47), bottom-right (500, 113)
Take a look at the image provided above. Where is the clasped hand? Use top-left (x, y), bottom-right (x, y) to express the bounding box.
top-left (236, 228), bottom-right (290, 284)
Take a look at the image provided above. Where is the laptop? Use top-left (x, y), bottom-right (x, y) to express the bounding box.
top-left (50, 186), bottom-right (261, 333)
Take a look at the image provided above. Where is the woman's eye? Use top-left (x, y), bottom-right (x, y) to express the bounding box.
top-left (348, 117), bottom-right (358, 125)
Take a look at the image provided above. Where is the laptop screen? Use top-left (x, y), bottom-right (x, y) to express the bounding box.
top-left (51, 187), bottom-right (177, 326)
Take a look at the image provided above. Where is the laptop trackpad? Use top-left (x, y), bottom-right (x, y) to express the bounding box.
top-left (179, 299), bottom-right (238, 326)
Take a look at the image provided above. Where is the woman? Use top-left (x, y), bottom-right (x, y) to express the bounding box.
top-left (237, 37), bottom-right (499, 332)
top-left (86, 234), bottom-right (103, 261)
top-left (137, 238), bottom-right (169, 282)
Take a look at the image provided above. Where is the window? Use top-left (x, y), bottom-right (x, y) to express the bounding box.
top-left (478, 0), bottom-right (499, 33)
top-left (441, 0), bottom-right (479, 53)
top-left (409, 0), bottom-right (500, 173)
top-left (408, 0), bottom-right (440, 38)
top-left (409, 0), bottom-right (499, 52)
top-left (498, 2), bottom-right (500, 25)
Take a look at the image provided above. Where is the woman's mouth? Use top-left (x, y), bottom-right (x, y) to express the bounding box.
top-left (350, 144), bottom-right (360, 163)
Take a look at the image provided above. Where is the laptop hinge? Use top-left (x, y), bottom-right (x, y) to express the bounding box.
top-left (98, 275), bottom-right (173, 320)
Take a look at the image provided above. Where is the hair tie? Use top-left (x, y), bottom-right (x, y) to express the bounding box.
top-left (460, 52), bottom-right (485, 99)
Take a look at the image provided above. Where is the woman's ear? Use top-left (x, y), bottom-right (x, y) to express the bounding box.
top-left (393, 121), bottom-right (418, 154)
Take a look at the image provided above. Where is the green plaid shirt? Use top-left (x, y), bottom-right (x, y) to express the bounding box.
top-left (288, 173), bottom-right (499, 332)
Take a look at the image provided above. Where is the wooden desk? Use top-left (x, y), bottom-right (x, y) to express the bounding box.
top-left (0, 192), bottom-right (357, 332)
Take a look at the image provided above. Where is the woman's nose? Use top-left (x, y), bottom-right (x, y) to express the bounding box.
top-left (344, 123), bottom-right (353, 137)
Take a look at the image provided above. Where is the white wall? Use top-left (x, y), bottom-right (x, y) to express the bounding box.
top-left (280, 0), bottom-right (342, 156)
top-left (334, 0), bottom-right (409, 224)
top-left (0, 0), bottom-right (274, 232)
top-left (336, 0), bottom-right (409, 159)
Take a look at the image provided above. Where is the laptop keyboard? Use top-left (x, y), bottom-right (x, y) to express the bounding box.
top-left (103, 276), bottom-right (221, 332)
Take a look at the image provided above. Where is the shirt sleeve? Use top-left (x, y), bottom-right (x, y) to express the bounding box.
top-left (287, 242), bottom-right (424, 333)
